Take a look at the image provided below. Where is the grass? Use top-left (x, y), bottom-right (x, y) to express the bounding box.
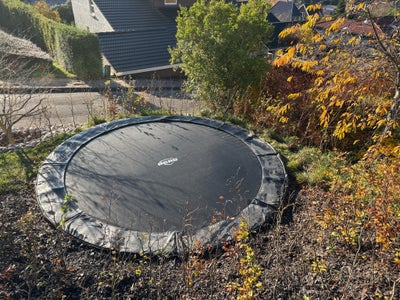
top-left (259, 130), bottom-right (341, 188)
top-left (50, 62), bottom-right (77, 78)
top-left (284, 147), bottom-right (338, 186)
top-left (1, 122), bottom-right (399, 299)
top-left (31, 62), bottom-right (77, 79)
top-left (0, 132), bottom-right (74, 193)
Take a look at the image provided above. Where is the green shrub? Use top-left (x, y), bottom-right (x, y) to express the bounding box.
top-left (0, 0), bottom-right (102, 78)
top-left (54, 0), bottom-right (74, 25)
top-left (88, 115), bottom-right (107, 127)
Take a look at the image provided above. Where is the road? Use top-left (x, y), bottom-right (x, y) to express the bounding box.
top-left (10, 92), bottom-right (105, 129)
top-left (12, 91), bottom-right (204, 129)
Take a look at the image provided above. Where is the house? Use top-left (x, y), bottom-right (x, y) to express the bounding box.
top-left (267, 1), bottom-right (307, 49)
top-left (268, 1), bottom-right (305, 23)
top-left (71, 0), bottom-right (195, 77)
top-left (322, 4), bottom-right (337, 16)
top-left (71, 0), bottom-right (309, 77)
top-left (315, 19), bottom-right (385, 39)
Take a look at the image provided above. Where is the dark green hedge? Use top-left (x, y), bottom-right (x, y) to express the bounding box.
top-left (0, 0), bottom-right (102, 78)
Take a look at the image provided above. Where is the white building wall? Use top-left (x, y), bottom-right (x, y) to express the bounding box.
top-left (71, 0), bottom-right (113, 33)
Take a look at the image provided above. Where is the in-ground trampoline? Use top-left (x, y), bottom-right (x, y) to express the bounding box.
top-left (36, 116), bottom-right (287, 254)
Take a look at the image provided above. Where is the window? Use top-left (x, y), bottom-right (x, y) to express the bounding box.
top-left (164, 0), bottom-right (177, 5)
top-left (90, 0), bottom-right (95, 16)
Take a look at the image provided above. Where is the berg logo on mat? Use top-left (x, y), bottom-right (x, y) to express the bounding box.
top-left (157, 157), bottom-right (178, 166)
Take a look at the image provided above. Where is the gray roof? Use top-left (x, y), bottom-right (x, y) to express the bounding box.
top-left (98, 28), bottom-right (177, 75)
top-left (93, 0), bottom-right (179, 75)
top-left (269, 1), bottom-right (303, 23)
top-left (95, 0), bottom-right (176, 31)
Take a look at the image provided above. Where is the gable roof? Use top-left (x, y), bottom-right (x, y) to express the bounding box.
top-left (267, 1), bottom-right (306, 49)
top-left (94, 0), bottom-right (176, 32)
top-left (269, 1), bottom-right (303, 23)
top-left (267, 13), bottom-right (281, 24)
top-left (71, 0), bottom-right (179, 76)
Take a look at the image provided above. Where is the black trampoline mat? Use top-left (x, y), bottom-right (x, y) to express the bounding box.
top-left (65, 121), bottom-right (262, 232)
top-left (36, 116), bottom-right (287, 253)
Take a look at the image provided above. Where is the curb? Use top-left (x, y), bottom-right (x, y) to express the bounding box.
top-left (4, 79), bottom-right (184, 94)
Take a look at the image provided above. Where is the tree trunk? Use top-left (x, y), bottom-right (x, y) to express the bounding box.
top-left (382, 85), bottom-right (400, 139)
top-left (0, 121), bottom-right (15, 145)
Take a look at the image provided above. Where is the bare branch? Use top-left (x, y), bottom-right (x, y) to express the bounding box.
top-left (367, 8), bottom-right (400, 75)
top-left (0, 32), bottom-right (50, 145)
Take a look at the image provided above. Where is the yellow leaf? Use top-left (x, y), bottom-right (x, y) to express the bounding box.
top-left (312, 33), bottom-right (323, 43)
top-left (288, 46), bottom-right (296, 58)
top-left (278, 26), bottom-right (297, 39)
top-left (356, 3), bottom-right (365, 10)
top-left (347, 37), bottom-right (356, 45)
top-left (306, 3), bottom-right (322, 12)
top-left (376, 119), bottom-right (387, 128)
top-left (344, 77), bottom-right (356, 84)
top-left (320, 108), bottom-right (329, 127)
top-left (394, 257), bottom-right (400, 267)
top-left (287, 76), bottom-right (293, 82)
top-left (273, 55), bottom-right (290, 67)
top-left (279, 103), bottom-right (291, 114)
top-left (314, 77), bottom-right (324, 86)
top-left (288, 93), bottom-right (300, 100)
top-left (326, 18), bottom-right (345, 35)
top-left (279, 116), bottom-right (289, 123)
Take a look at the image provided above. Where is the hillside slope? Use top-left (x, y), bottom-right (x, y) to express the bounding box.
top-left (0, 28), bottom-right (51, 61)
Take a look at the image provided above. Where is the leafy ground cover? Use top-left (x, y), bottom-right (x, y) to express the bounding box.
top-left (0, 127), bottom-right (399, 299)
top-left (1, 1), bottom-right (399, 297)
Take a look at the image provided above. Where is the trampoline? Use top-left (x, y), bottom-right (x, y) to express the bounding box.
top-left (36, 116), bottom-right (287, 254)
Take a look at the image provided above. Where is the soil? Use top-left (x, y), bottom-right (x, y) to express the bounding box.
top-left (1, 186), bottom-right (399, 299)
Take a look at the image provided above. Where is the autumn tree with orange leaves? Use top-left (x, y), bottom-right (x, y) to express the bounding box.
top-left (271, 2), bottom-right (399, 152)
top-left (266, 1), bottom-right (400, 273)
top-left (33, 0), bottom-right (61, 22)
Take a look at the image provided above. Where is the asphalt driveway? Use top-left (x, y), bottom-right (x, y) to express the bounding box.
top-left (11, 91), bottom-right (204, 129)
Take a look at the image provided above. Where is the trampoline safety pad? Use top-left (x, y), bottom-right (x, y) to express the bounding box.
top-left (36, 116), bottom-right (287, 254)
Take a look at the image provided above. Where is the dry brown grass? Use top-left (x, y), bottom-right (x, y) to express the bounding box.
top-left (1, 183), bottom-right (399, 299)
